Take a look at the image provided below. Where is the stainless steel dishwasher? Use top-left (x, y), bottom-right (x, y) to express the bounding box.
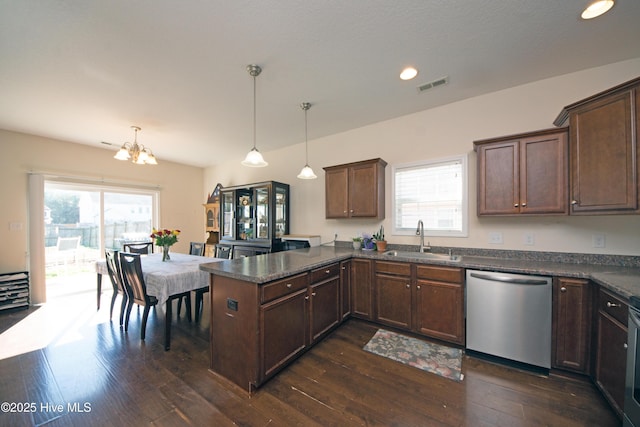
top-left (466, 270), bottom-right (552, 369)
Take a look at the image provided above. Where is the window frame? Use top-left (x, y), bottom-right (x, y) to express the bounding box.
top-left (391, 154), bottom-right (468, 238)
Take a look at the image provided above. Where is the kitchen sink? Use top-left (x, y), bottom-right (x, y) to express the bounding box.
top-left (382, 250), bottom-right (461, 262)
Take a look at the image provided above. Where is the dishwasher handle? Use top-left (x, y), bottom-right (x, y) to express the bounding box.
top-left (469, 272), bottom-right (549, 285)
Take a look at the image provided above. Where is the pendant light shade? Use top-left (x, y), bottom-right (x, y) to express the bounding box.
top-left (297, 102), bottom-right (317, 179)
top-left (241, 64), bottom-right (268, 167)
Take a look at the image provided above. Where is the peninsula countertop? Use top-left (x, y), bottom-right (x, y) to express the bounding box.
top-left (199, 246), bottom-right (640, 300)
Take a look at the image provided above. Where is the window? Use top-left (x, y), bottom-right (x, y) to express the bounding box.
top-left (392, 155), bottom-right (468, 237)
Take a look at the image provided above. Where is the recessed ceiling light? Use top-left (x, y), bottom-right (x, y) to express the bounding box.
top-left (581, 0), bottom-right (615, 19)
top-left (400, 67), bottom-right (418, 80)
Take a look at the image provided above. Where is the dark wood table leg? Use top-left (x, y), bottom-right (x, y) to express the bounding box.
top-left (97, 273), bottom-right (102, 311)
top-left (164, 299), bottom-right (172, 351)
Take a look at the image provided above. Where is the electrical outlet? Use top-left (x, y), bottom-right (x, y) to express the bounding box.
top-left (523, 232), bottom-right (534, 246)
top-left (9, 222), bottom-right (22, 231)
top-left (592, 234), bottom-right (606, 248)
top-left (488, 232), bottom-right (503, 244)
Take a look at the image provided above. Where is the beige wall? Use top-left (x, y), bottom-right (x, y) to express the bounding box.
top-left (0, 131), bottom-right (205, 274)
top-left (205, 58), bottom-right (640, 256)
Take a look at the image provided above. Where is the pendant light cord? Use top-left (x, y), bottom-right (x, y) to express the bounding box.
top-left (252, 73), bottom-right (257, 150)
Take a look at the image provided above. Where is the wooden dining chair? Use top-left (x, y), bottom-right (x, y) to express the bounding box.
top-left (194, 244), bottom-right (231, 321)
top-left (104, 250), bottom-right (128, 327)
top-left (123, 241), bottom-right (154, 254)
top-left (119, 252), bottom-right (158, 340)
top-left (189, 242), bottom-right (205, 256)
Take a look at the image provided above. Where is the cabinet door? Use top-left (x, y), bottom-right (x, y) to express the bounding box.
top-left (570, 88), bottom-right (638, 213)
top-left (351, 259), bottom-right (373, 319)
top-left (309, 277), bottom-right (341, 343)
top-left (340, 260), bottom-right (351, 320)
top-left (520, 131), bottom-right (568, 214)
top-left (221, 191), bottom-right (235, 239)
top-left (349, 162), bottom-right (380, 218)
top-left (477, 141), bottom-right (519, 215)
top-left (596, 312), bottom-right (628, 416)
top-left (415, 279), bottom-right (464, 344)
top-left (260, 289), bottom-right (308, 381)
top-left (325, 167), bottom-right (349, 218)
top-left (552, 278), bottom-right (591, 373)
top-left (375, 273), bottom-right (412, 330)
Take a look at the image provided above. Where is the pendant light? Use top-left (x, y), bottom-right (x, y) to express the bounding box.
top-left (241, 64), bottom-right (268, 167)
top-left (297, 102), bottom-right (317, 179)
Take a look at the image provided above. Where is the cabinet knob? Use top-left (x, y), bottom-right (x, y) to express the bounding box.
top-left (624, 343), bottom-right (628, 349)
top-left (514, 203), bottom-right (519, 207)
top-left (349, 209), bottom-right (354, 213)
top-left (311, 292), bottom-right (317, 297)
top-left (341, 266), bottom-right (346, 270)
top-left (344, 210), bottom-right (348, 213)
top-left (305, 295), bottom-right (309, 300)
top-left (286, 283), bottom-right (292, 288)
top-left (571, 200), bottom-right (578, 205)
top-left (560, 287), bottom-right (567, 292)
top-left (406, 284), bottom-right (410, 288)
top-left (417, 285), bottom-right (421, 290)
top-left (606, 301), bottom-right (620, 308)
top-left (325, 269), bottom-right (331, 274)
top-left (521, 202), bottom-right (527, 207)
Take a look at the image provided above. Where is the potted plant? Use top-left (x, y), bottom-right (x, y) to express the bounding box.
top-left (352, 236), bottom-right (362, 250)
top-left (362, 233), bottom-right (376, 251)
top-left (373, 226), bottom-right (387, 251)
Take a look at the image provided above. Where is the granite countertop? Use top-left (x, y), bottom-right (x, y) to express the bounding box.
top-left (199, 246), bottom-right (640, 300)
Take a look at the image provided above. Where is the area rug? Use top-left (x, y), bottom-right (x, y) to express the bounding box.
top-left (363, 329), bottom-right (463, 381)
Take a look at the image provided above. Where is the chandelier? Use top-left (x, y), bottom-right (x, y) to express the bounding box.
top-left (114, 126), bottom-right (158, 165)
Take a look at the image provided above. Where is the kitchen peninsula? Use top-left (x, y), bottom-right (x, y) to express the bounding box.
top-left (200, 245), bottom-right (640, 413)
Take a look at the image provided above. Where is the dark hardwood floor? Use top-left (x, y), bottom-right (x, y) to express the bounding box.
top-left (0, 284), bottom-right (619, 426)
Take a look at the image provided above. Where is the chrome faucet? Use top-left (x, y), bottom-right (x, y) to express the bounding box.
top-left (416, 220), bottom-right (430, 253)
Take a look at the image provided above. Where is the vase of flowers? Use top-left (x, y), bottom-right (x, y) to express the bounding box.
top-left (150, 228), bottom-right (181, 261)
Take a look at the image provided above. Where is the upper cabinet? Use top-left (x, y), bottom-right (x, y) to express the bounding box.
top-left (219, 181), bottom-right (290, 253)
top-left (474, 128), bottom-right (569, 216)
top-left (554, 76), bottom-right (640, 215)
top-left (203, 184), bottom-right (222, 257)
top-left (323, 158), bottom-right (387, 219)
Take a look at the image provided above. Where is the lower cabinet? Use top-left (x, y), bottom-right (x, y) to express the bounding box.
top-left (340, 260), bottom-right (352, 320)
top-left (595, 287), bottom-right (628, 417)
top-left (309, 263), bottom-right (341, 343)
top-left (552, 277), bottom-right (592, 373)
top-left (351, 258), bottom-right (374, 320)
top-left (374, 261), bottom-right (464, 345)
top-left (415, 265), bottom-right (464, 345)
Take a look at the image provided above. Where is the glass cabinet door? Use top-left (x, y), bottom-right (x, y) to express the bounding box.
top-left (221, 191), bottom-right (234, 239)
top-left (255, 187), bottom-right (269, 239)
top-left (236, 189), bottom-right (253, 240)
top-left (275, 184), bottom-right (288, 238)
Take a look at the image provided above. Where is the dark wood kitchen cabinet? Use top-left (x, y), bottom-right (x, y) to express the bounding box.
top-left (340, 260), bottom-right (352, 320)
top-left (554, 76), bottom-right (640, 215)
top-left (552, 277), bottom-right (592, 373)
top-left (309, 263), bottom-right (341, 343)
top-left (324, 158), bottom-right (387, 219)
top-left (373, 260), bottom-right (464, 345)
top-left (474, 128), bottom-right (568, 216)
top-left (260, 274), bottom-right (309, 380)
top-left (375, 261), bottom-right (412, 329)
top-left (415, 265), bottom-right (465, 345)
top-left (351, 258), bottom-right (373, 320)
top-left (594, 287), bottom-right (628, 417)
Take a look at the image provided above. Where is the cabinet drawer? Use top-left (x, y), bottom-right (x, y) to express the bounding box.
top-left (375, 261), bottom-right (411, 277)
top-left (261, 273), bottom-right (308, 304)
top-left (416, 265), bottom-right (463, 283)
top-left (598, 288), bottom-right (628, 326)
top-left (310, 263), bottom-right (340, 283)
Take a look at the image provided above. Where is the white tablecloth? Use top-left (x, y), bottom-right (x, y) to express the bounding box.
top-left (96, 252), bottom-right (222, 310)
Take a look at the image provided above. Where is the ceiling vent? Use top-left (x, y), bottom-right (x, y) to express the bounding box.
top-left (417, 76), bottom-right (449, 93)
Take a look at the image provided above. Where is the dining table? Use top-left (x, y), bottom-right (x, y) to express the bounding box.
top-left (95, 252), bottom-right (223, 349)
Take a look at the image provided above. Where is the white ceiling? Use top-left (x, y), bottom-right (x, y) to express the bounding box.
top-left (1, 1), bottom-right (639, 168)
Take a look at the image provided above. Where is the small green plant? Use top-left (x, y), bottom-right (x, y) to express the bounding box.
top-left (373, 225), bottom-right (385, 242)
top-left (352, 236), bottom-right (362, 242)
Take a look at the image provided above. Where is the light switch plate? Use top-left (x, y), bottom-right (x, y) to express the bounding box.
top-left (523, 232), bottom-right (534, 246)
top-left (488, 232), bottom-right (503, 244)
top-left (592, 234), bottom-right (606, 248)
